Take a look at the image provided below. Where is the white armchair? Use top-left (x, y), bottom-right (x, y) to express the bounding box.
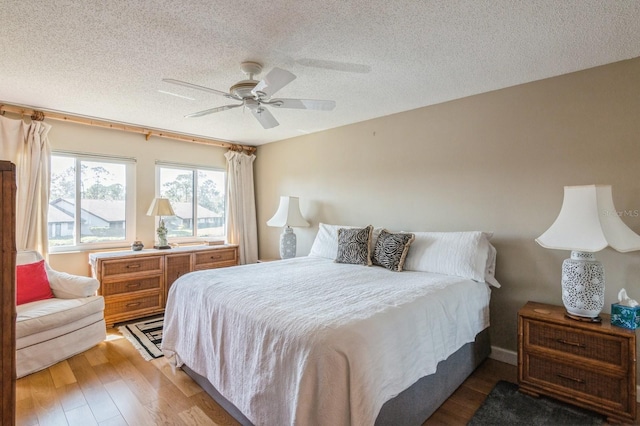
top-left (16, 250), bottom-right (106, 378)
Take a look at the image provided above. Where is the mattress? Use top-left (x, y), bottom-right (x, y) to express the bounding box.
top-left (162, 256), bottom-right (491, 426)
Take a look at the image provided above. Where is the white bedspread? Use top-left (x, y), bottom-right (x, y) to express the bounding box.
top-left (162, 256), bottom-right (490, 426)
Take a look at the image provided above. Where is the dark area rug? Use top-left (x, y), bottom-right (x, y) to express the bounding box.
top-left (468, 381), bottom-right (605, 425)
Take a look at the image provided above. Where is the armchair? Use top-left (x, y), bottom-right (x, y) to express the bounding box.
top-left (16, 250), bottom-right (106, 378)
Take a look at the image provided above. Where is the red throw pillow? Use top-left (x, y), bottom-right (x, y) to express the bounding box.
top-left (16, 259), bottom-right (54, 305)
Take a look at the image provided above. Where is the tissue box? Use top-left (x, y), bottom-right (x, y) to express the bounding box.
top-left (611, 303), bottom-right (640, 330)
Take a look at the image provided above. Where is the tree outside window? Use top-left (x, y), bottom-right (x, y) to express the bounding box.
top-left (158, 165), bottom-right (225, 239)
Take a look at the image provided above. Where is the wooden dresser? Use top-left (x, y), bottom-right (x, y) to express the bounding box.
top-left (0, 161), bottom-right (16, 426)
top-left (90, 245), bottom-right (238, 326)
top-left (518, 301), bottom-right (637, 423)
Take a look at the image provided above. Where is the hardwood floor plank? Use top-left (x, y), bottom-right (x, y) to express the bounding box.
top-left (103, 379), bottom-right (157, 426)
top-left (65, 404), bottom-right (99, 426)
top-left (49, 360), bottom-right (76, 388)
top-left (97, 414), bottom-right (128, 426)
top-left (84, 341), bottom-right (110, 366)
top-left (55, 382), bottom-right (87, 412)
top-left (189, 390), bottom-right (241, 426)
top-left (154, 356), bottom-right (204, 397)
top-left (65, 352), bottom-right (121, 423)
top-left (179, 405), bottom-right (220, 426)
top-left (27, 369), bottom-right (68, 426)
top-left (101, 338), bottom-right (159, 406)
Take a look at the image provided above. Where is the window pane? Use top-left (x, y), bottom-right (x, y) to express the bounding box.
top-left (160, 167), bottom-right (194, 237)
top-left (197, 169), bottom-right (225, 238)
top-left (80, 161), bottom-right (127, 243)
top-left (48, 156), bottom-right (76, 247)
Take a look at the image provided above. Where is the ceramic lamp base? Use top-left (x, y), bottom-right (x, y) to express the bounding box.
top-left (561, 251), bottom-right (605, 319)
top-left (279, 227), bottom-right (297, 259)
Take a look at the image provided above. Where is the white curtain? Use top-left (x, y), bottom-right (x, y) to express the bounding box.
top-left (225, 150), bottom-right (258, 264)
top-left (0, 115), bottom-right (52, 256)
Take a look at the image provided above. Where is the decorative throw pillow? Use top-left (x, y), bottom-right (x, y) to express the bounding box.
top-left (16, 259), bottom-right (54, 305)
top-left (335, 225), bottom-right (373, 266)
top-left (372, 230), bottom-right (415, 272)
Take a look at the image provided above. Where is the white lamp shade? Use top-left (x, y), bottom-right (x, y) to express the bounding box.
top-left (146, 198), bottom-right (175, 217)
top-left (267, 196), bottom-right (309, 227)
top-left (536, 185), bottom-right (640, 252)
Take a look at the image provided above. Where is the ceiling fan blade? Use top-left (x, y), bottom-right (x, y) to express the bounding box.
top-left (251, 67), bottom-right (296, 98)
top-left (163, 78), bottom-right (232, 98)
top-left (270, 98), bottom-right (336, 111)
top-left (185, 103), bottom-right (242, 118)
top-left (251, 107), bottom-right (279, 129)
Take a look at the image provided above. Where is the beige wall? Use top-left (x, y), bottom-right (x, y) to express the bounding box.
top-left (255, 58), bottom-right (640, 357)
top-left (42, 120), bottom-right (228, 276)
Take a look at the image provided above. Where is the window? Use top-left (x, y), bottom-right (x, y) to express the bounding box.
top-left (49, 153), bottom-right (136, 251)
top-left (156, 163), bottom-right (226, 240)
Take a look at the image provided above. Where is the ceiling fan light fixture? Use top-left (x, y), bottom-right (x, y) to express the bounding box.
top-left (163, 61), bottom-right (335, 130)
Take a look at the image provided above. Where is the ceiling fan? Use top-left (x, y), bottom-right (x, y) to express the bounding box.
top-left (163, 62), bottom-right (336, 129)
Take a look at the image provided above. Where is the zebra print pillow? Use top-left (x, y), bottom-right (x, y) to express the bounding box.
top-left (372, 230), bottom-right (415, 272)
top-left (335, 225), bottom-right (373, 266)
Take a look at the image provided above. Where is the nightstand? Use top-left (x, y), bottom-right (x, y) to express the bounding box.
top-left (518, 301), bottom-right (637, 423)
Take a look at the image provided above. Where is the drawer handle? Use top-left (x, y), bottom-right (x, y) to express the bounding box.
top-left (126, 264), bottom-right (141, 269)
top-left (126, 283), bottom-right (141, 288)
top-left (556, 339), bottom-right (585, 348)
top-left (557, 373), bottom-right (585, 384)
top-left (126, 302), bottom-right (141, 307)
top-left (210, 255), bottom-right (222, 260)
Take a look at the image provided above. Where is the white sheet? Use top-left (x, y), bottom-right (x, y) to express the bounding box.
top-left (162, 256), bottom-right (491, 426)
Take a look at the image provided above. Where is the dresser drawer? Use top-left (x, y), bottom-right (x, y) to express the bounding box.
top-left (525, 320), bottom-right (627, 368)
top-left (105, 292), bottom-right (162, 318)
top-left (102, 276), bottom-right (162, 297)
top-left (193, 248), bottom-right (237, 270)
top-left (101, 256), bottom-right (163, 279)
top-left (525, 353), bottom-right (629, 412)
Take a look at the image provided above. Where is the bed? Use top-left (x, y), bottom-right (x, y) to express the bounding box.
top-left (162, 226), bottom-right (499, 425)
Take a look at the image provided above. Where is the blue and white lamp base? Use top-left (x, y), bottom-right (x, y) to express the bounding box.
top-left (561, 251), bottom-right (604, 321)
top-left (279, 227), bottom-right (297, 259)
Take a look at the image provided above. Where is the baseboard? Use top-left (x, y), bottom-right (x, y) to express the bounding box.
top-left (489, 345), bottom-right (640, 402)
top-left (489, 345), bottom-right (517, 365)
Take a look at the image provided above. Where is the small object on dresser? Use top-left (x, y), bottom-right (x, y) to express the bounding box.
top-left (611, 288), bottom-right (640, 329)
top-left (131, 241), bottom-right (144, 251)
top-left (612, 304), bottom-right (640, 329)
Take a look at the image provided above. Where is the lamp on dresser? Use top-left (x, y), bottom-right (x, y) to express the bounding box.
top-left (267, 196), bottom-right (309, 259)
top-left (535, 185), bottom-right (640, 322)
top-left (146, 197), bottom-right (175, 249)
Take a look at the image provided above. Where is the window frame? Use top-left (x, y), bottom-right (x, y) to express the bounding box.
top-left (155, 161), bottom-right (227, 243)
top-left (48, 151), bottom-right (136, 253)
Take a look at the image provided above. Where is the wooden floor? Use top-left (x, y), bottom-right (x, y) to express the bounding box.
top-left (13, 328), bottom-right (636, 425)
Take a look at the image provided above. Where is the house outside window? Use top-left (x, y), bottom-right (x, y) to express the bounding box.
top-left (48, 153), bottom-right (136, 251)
top-left (156, 163), bottom-right (226, 241)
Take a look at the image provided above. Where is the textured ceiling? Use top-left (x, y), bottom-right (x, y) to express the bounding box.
top-left (1, 1), bottom-right (639, 146)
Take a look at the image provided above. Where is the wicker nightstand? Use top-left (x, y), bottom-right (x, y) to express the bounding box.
top-left (518, 301), bottom-right (637, 423)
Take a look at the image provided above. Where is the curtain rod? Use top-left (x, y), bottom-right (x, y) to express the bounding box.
top-left (0, 103), bottom-right (257, 154)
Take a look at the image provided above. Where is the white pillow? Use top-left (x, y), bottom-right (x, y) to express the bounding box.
top-left (402, 231), bottom-right (498, 286)
top-left (309, 223), bottom-right (382, 259)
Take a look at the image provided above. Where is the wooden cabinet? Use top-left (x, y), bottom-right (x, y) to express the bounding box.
top-left (518, 301), bottom-right (637, 423)
top-left (0, 161), bottom-right (16, 426)
top-left (91, 245), bottom-right (238, 326)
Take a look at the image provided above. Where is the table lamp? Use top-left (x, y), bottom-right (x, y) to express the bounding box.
top-left (536, 185), bottom-right (640, 322)
top-left (147, 197), bottom-right (175, 249)
top-left (267, 196), bottom-right (309, 259)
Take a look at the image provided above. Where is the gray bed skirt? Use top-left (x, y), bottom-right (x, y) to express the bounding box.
top-left (181, 327), bottom-right (491, 426)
